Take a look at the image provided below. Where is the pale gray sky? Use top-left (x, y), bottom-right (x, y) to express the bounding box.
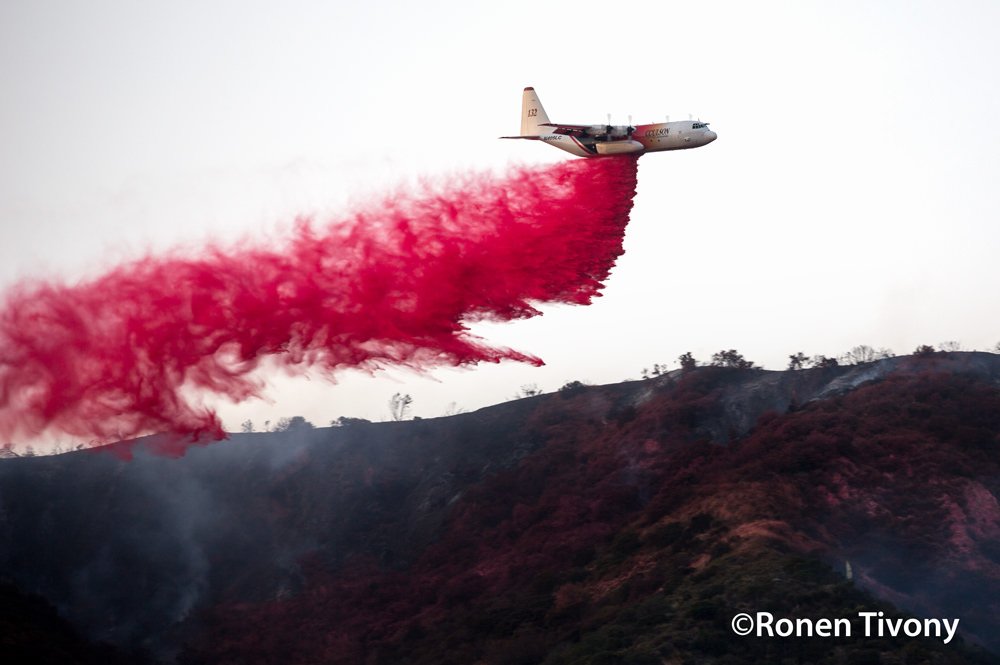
top-left (2, 0), bottom-right (999, 434)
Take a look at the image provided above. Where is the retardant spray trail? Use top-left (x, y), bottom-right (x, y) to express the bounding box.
top-left (0, 156), bottom-right (639, 450)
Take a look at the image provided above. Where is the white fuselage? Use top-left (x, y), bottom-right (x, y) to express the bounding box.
top-left (539, 120), bottom-right (717, 158)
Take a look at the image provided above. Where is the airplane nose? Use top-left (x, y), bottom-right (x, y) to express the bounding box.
top-left (705, 130), bottom-right (717, 143)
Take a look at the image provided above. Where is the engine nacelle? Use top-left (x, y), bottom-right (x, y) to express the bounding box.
top-left (595, 140), bottom-right (645, 156)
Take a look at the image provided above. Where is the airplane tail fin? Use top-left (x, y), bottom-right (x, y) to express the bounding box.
top-left (520, 87), bottom-right (550, 136)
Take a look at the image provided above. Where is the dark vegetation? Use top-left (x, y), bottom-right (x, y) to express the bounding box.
top-left (184, 356), bottom-right (1000, 664)
top-left (2, 352), bottom-right (1000, 664)
top-left (0, 582), bottom-right (146, 664)
top-left (643, 341), bottom-right (981, 377)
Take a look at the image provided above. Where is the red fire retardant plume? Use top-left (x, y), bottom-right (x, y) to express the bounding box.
top-left (0, 157), bottom-right (639, 449)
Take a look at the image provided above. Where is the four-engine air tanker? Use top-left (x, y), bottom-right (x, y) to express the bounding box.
top-left (502, 87), bottom-right (717, 158)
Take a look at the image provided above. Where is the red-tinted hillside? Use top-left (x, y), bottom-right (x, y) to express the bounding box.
top-left (1, 353), bottom-right (999, 664)
top-left (183, 355), bottom-right (1000, 664)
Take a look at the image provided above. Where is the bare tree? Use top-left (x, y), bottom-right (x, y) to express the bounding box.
top-left (443, 402), bottom-right (466, 416)
top-left (842, 345), bottom-right (879, 365)
top-left (518, 383), bottom-right (543, 397)
top-left (788, 352), bottom-right (809, 370)
top-left (938, 340), bottom-right (963, 352)
top-left (914, 344), bottom-right (936, 357)
top-left (240, 419), bottom-right (255, 433)
top-left (389, 393), bottom-right (413, 421)
top-left (812, 355), bottom-right (839, 368)
top-left (678, 352), bottom-right (697, 371)
top-left (641, 363), bottom-right (670, 379)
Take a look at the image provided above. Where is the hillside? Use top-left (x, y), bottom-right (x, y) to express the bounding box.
top-left (1, 352), bottom-right (999, 663)
top-left (0, 582), bottom-right (145, 664)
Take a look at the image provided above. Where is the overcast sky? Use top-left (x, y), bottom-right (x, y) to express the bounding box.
top-left (2, 0), bottom-right (999, 433)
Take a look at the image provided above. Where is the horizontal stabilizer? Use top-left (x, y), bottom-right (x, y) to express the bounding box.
top-left (500, 135), bottom-right (543, 140)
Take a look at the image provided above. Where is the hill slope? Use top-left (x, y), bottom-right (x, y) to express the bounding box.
top-left (1, 353), bottom-right (999, 663)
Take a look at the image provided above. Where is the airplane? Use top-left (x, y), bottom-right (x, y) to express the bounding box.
top-left (502, 87), bottom-right (717, 158)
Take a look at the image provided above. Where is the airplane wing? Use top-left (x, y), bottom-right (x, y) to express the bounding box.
top-left (538, 123), bottom-right (591, 136)
top-left (501, 123), bottom-right (594, 139)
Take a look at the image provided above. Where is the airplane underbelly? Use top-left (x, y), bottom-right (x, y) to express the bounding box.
top-left (595, 140), bottom-right (645, 156)
top-left (638, 135), bottom-right (684, 152)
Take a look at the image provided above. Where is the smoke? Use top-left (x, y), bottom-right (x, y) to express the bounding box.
top-left (0, 157), bottom-right (639, 449)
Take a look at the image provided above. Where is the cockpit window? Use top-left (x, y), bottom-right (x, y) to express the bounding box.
top-left (692, 122), bottom-right (709, 129)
